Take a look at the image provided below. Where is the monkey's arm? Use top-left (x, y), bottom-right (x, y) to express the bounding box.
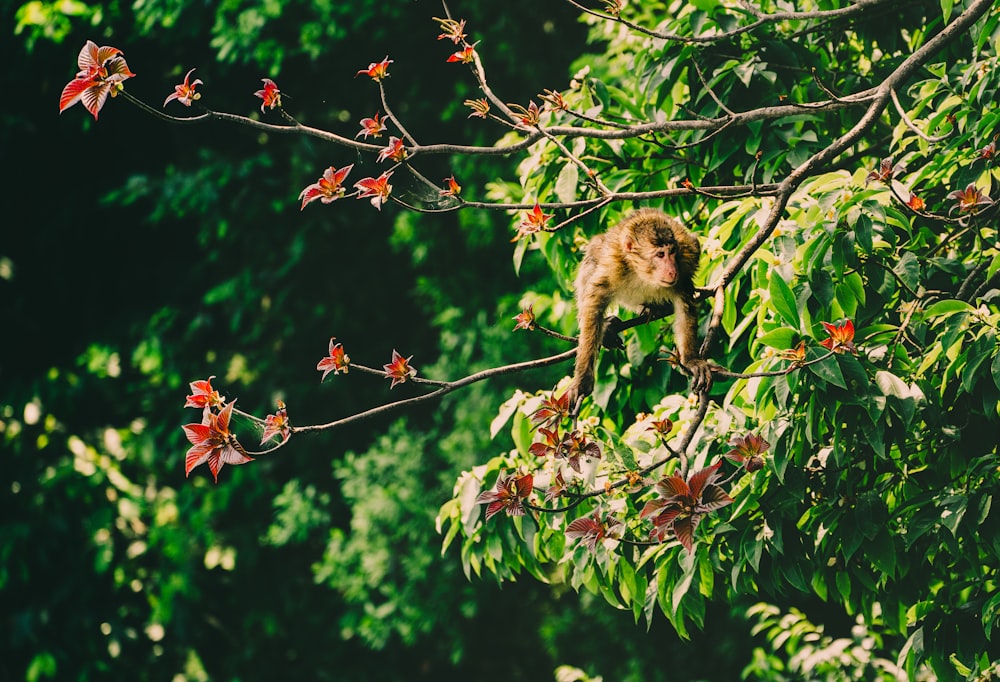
top-left (567, 278), bottom-right (613, 409)
top-left (673, 292), bottom-right (713, 393)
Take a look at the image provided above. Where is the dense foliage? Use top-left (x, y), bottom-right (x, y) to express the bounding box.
top-left (5, 0), bottom-right (1000, 680)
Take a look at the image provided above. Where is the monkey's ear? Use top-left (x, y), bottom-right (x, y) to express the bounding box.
top-left (623, 237), bottom-right (635, 252)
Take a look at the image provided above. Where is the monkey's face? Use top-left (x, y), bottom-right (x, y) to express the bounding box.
top-left (635, 240), bottom-right (679, 288)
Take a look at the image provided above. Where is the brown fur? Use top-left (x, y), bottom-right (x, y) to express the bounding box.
top-left (567, 208), bottom-right (711, 408)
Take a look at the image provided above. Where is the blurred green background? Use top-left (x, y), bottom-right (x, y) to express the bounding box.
top-left (1, 1), bottom-right (753, 679)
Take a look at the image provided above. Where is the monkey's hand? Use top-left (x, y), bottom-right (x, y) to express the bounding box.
top-left (565, 374), bottom-right (594, 416)
top-left (685, 358), bottom-right (714, 394)
top-left (601, 316), bottom-right (625, 351)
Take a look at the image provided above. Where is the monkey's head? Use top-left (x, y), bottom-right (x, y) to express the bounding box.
top-left (621, 213), bottom-right (690, 288)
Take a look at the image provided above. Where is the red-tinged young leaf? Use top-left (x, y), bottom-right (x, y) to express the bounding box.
top-left (447, 45), bottom-right (477, 64)
top-left (545, 469), bottom-right (566, 502)
top-left (440, 175), bottom-right (461, 197)
top-left (164, 68), bottom-right (203, 107)
top-left (59, 40), bottom-right (135, 120)
top-left (643, 462), bottom-right (732, 552)
top-left (566, 514), bottom-right (621, 552)
top-left (299, 165), bottom-right (354, 210)
top-left (184, 376), bottom-right (226, 410)
top-left (864, 156), bottom-right (902, 186)
top-left (672, 515), bottom-right (698, 553)
top-left (356, 112), bottom-right (387, 139)
top-left (509, 101), bottom-right (542, 126)
top-left (779, 340), bottom-right (807, 364)
top-left (530, 391), bottom-right (571, 429)
top-left (655, 475), bottom-right (690, 500)
top-left (560, 430), bottom-right (601, 473)
top-left (947, 183), bottom-right (992, 214)
top-left (357, 56), bottom-right (392, 81)
top-left (376, 136), bottom-right (407, 163)
top-left (383, 349), bottom-right (416, 388)
top-left (687, 461), bottom-right (723, 498)
top-left (539, 89), bottom-right (567, 111)
top-left (601, 0), bottom-right (624, 16)
top-left (464, 98), bottom-right (490, 119)
top-left (647, 417), bottom-right (674, 437)
top-left (529, 427), bottom-right (561, 458)
top-left (906, 193), bottom-right (926, 211)
top-left (254, 78), bottom-right (282, 113)
top-left (434, 17), bottom-right (467, 44)
top-left (476, 472), bottom-right (533, 521)
top-left (819, 319), bottom-right (857, 354)
top-left (354, 171), bottom-right (393, 211)
top-left (725, 433), bottom-right (770, 473)
top-left (699, 485), bottom-right (735, 512)
top-left (977, 140), bottom-right (996, 161)
top-left (182, 401), bottom-right (253, 483)
top-left (512, 305), bottom-right (535, 331)
top-left (317, 337), bottom-right (351, 380)
top-left (516, 203), bottom-right (553, 239)
top-left (260, 401), bottom-right (290, 444)
top-left (640, 497), bottom-right (669, 520)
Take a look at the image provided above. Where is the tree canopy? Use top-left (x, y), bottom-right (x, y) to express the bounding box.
top-left (6, 0), bottom-right (1000, 680)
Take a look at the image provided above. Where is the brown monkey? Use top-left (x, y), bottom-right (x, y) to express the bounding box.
top-left (567, 208), bottom-right (711, 408)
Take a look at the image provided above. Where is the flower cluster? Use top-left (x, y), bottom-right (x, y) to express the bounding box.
top-left (182, 377), bottom-right (253, 483)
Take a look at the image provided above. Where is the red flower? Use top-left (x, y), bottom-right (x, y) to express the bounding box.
top-left (383, 349), bottom-right (416, 388)
top-left (356, 112), bottom-right (387, 139)
top-left (640, 462), bottom-right (733, 553)
top-left (476, 472), bottom-right (533, 521)
top-left (59, 40), bottom-right (135, 120)
top-left (724, 433), bottom-right (769, 473)
top-left (357, 56), bottom-right (392, 81)
top-left (512, 305), bottom-right (536, 331)
top-left (299, 165), bottom-right (354, 210)
top-left (819, 319), bottom-right (857, 354)
top-left (376, 136), bottom-right (407, 163)
top-left (947, 182), bottom-right (992, 214)
top-left (317, 338), bottom-right (351, 380)
top-left (977, 140), bottom-right (996, 161)
top-left (163, 68), bottom-right (203, 107)
top-left (261, 401), bottom-right (291, 444)
top-left (354, 171), bottom-right (393, 211)
top-left (254, 78), bottom-right (282, 113)
top-left (464, 98), bottom-right (490, 119)
top-left (182, 401), bottom-right (253, 483)
top-left (434, 17), bottom-right (467, 44)
top-left (516, 203), bottom-right (553, 239)
top-left (447, 45), bottom-right (477, 64)
top-left (184, 376), bottom-right (225, 410)
top-left (566, 513), bottom-right (621, 551)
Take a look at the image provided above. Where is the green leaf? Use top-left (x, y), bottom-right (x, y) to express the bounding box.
top-left (769, 274), bottom-right (799, 328)
top-left (757, 327), bottom-right (798, 350)
top-left (923, 299), bottom-right (974, 320)
top-left (808, 354), bottom-right (847, 389)
top-left (554, 162), bottom-right (579, 204)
